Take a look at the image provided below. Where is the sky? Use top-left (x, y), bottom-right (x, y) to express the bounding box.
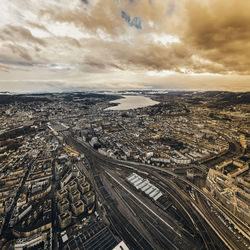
top-left (0, 0), bottom-right (250, 92)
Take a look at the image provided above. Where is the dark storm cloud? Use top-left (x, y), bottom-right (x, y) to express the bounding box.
top-left (183, 0), bottom-right (250, 74)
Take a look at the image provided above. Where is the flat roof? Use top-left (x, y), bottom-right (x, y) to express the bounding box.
top-left (144, 187), bottom-right (154, 195)
top-left (153, 192), bottom-right (163, 201)
top-left (133, 179), bottom-right (144, 186)
top-left (60, 211), bottom-right (71, 220)
top-left (130, 176), bottom-right (140, 184)
top-left (74, 200), bottom-right (84, 208)
top-left (127, 173), bottom-right (136, 180)
top-left (113, 241), bottom-right (129, 250)
top-left (66, 221), bottom-right (118, 250)
top-left (151, 190), bottom-right (160, 198)
top-left (138, 180), bottom-right (149, 188)
top-left (141, 184), bottom-right (151, 192)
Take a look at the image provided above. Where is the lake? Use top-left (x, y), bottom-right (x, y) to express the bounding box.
top-left (105, 95), bottom-right (159, 111)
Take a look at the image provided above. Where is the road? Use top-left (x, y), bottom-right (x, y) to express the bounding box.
top-left (202, 137), bottom-right (242, 168)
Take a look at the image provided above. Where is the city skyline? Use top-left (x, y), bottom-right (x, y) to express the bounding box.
top-left (1, 0), bottom-right (250, 92)
top-left (0, 91), bottom-right (249, 249)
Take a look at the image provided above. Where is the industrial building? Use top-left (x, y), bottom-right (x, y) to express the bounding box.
top-left (64, 221), bottom-right (121, 250)
top-left (126, 173), bottom-right (163, 201)
top-left (206, 159), bottom-right (250, 225)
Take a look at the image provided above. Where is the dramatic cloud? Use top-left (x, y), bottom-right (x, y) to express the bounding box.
top-left (0, 0), bottom-right (249, 92)
top-left (39, 0), bottom-right (126, 36)
top-left (0, 25), bottom-right (46, 46)
top-left (183, 0), bottom-right (250, 74)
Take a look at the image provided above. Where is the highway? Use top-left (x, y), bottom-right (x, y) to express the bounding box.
top-left (64, 134), bottom-right (250, 250)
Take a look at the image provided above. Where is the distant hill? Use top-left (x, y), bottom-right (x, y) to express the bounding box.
top-left (0, 94), bottom-right (52, 104)
top-left (206, 92), bottom-right (250, 108)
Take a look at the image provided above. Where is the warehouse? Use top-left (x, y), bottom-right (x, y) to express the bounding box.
top-left (126, 173), bottom-right (162, 201)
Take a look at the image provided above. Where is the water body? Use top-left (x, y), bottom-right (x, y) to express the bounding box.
top-left (105, 95), bottom-right (159, 111)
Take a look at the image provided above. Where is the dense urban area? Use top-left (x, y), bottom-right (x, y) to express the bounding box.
top-left (0, 91), bottom-right (249, 250)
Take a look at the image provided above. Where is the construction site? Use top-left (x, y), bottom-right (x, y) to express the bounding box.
top-left (206, 158), bottom-right (250, 224)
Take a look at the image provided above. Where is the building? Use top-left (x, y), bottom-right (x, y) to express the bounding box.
top-left (68, 180), bottom-right (77, 193)
top-left (83, 191), bottom-right (95, 205)
top-left (240, 134), bottom-right (247, 152)
top-left (0, 202), bottom-right (4, 214)
top-left (13, 221), bottom-right (52, 238)
top-left (28, 184), bottom-right (51, 202)
top-left (167, 150), bottom-right (191, 164)
top-left (17, 194), bottom-right (26, 208)
top-left (72, 167), bottom-right (80, 178)
top-left (89, 137), bottom-right (98, 147)
top-left (113, 241), bottom-right (129, 250)
top-left (55, 164), bottom-right (63, 181)
top-left (79, 182), bottom-right (90, 195)
top-left (57, 189), bottom-right (68, 200)
top-left (72, 200), bottom-right (85, 216)
top-left (58, 199), bottom-right (70, 214)
top-left (60, 170), bottom-right (72, 189)
top-left (69, 190), bottom-right (80, 203)
top-left (126, 173), bottom-right (163, 201)
top-left (76, 175), bottom-right (86, 185)
top-left (59, 211), bottom-right (72, 229)
top-left (206, 167), bottom-right (250, 225)
top-left (0, 216), bottom-right (5, 235)
top-left (18, 204), bottom-right (32, 221)
top-left (14, 233), bottom-right (45, 250)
